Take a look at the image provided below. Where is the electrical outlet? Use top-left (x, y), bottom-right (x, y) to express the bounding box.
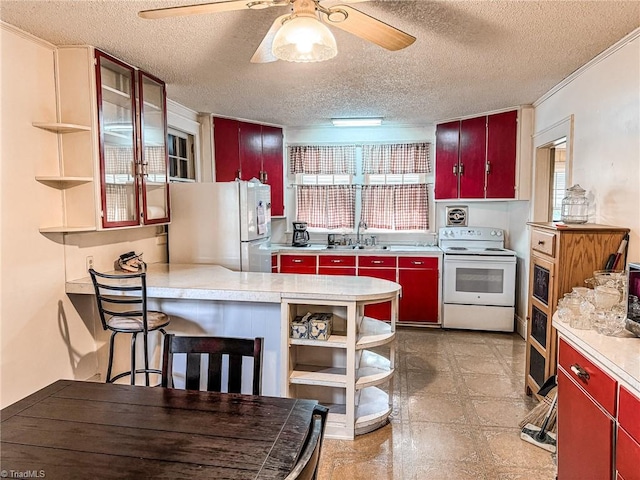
top-left (86, 256), bottom-right (94, 271)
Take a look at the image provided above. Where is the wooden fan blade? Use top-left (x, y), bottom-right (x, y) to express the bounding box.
top-left (325, 5), bottom-right (415, 51)
top-left (250, 14), bottom-right (289, 63)
top-left (139, 0), bottom-right (259, 19)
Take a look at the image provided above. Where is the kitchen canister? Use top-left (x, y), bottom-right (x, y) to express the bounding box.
top-left (308, 313), bottom-right (333, 340)
top-left (561, 184), bottom-right (589, 224)
top-left (290, 314), bottom-right (310, 339)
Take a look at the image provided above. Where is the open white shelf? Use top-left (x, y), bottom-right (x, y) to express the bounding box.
top-left (290, 334), bottom-right (347, 348)
top-left (355, 387), bottom-right (392, 435)
top-left (356, 350), bottom-right (393, 389)
top-left (282, 293), bottom-right (397, 440)
top-left (357, 316), bottom-right (395, 349)
top-left (32, 122), bottom-right (90, 133)
top-left (39, 225), bottom-right (97, 233)
top-left (35, 176), bottom-right (93, 188)
top-left (289, 365), bottom-right (347, 388)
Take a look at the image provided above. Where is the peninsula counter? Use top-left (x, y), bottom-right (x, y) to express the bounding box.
top-left (66, 263), bottom-right (401, 439)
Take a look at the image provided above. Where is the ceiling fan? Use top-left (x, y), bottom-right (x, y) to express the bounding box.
top-left (139, 0), bottom-right (416, 63)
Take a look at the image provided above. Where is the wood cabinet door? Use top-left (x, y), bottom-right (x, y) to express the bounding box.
top-left (557, 368), bottom-right (614, 480)
top-left (213, 117), bottom-right (240, 181)
top-left (459, 116), bottom-right (486, 199)
top-left (398, 267), bottom-right (439, 323)
top-left (239, 121), bottom-right (262, 181)
top-left (486, 110), bottom-right (517, 199)
top-left (434, 121), bottom-right (460, 199)
top-left (262, 125), bottom-right (284, 216)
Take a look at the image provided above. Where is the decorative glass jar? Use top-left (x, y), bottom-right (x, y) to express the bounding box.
top-left (561, 184), bottom-right (589, 224)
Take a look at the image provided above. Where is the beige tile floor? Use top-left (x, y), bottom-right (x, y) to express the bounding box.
top-left (318, 328), bottom-right (557, 480)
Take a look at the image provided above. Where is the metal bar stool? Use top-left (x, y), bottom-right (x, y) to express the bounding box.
top-left (89, 268), bottom-right (170, 386)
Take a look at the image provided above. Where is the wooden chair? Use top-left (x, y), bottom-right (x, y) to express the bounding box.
top-left (161, 334), bottom-right (263, 395)
top-left (89, 268), bottom-right (170, 386)
top-left (284, 404), bottom-right (329, 480)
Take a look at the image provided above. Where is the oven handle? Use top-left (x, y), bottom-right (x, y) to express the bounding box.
top-left (444, 255), bottom-right (516, 264)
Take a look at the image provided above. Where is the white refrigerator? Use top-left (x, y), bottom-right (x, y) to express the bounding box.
top-left (169, 180), bottom-right (272, 272)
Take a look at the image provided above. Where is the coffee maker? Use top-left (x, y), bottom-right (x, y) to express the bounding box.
top-left (292, 221), bottom-right (310, 247)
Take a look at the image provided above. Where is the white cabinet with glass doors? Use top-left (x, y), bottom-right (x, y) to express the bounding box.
top-left (34, 46), bottom-right (169, 232)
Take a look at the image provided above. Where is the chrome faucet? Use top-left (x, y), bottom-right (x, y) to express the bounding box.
top-left (356, 220), bottom-right (368, 245)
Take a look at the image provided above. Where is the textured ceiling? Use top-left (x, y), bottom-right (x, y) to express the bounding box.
top-left (1, 1), bottom-right (639, 128)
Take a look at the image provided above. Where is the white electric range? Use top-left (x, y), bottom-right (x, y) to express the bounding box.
top-left (439, 226), bottom-right (517, 332)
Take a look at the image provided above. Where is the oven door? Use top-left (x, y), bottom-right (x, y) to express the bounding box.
top-left (443, 255), bottom-right (516, 306)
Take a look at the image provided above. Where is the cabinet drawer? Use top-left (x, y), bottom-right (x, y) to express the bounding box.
top-left (280, 255), bottom-right (317, 268)
top-left (619, 386), bottom-right (640, 443)
top-left (559, 338), bottom-right (617, 416)
top-left (617, 427), bottom-right (640, 480)
top-left (359, 256), bottom-right (397, 268)
top-left (398, 257), bottom-right (438, 269)
top-left (319, 255), bottom-right (356, 267)
top-left (531, 229), bottom-right (556, 257)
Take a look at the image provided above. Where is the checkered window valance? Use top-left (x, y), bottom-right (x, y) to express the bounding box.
top-left (289, 145), bottom-right (357, 174)
top-left (362, 143), bottom-right (431, 174)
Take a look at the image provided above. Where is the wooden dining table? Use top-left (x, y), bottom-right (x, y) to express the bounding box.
top-left (1, 380), bottom-right (317, 479)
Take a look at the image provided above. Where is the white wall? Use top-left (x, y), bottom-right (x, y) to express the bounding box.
top-left (0, 25), bottom-right (98, 408)
top-left (534, 29), bottom-right (640, 262)
top-left (0, 25), bottom-right (175, 407)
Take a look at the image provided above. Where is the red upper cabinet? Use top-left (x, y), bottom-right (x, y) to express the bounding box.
top-left (214, 117), bottom-right (284, 217)
top-left (434, 121), bottom-right (460, 200)
top-left (239, 121), bottom-right (263, 181)
top-left (213, 117), bottom-right (240, 181)
top-left (459, 116), bottom-right (486, 199)
top-left (486, 110), bottom-right (518, 199)
top-left (261, 125), bottom-right (284, 217)
top-left (435, 109), bottom-right (527, 200)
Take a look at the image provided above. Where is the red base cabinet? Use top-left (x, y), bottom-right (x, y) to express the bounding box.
top-left (398, 257), bottom-right (439, 323)
top-left (617, 387), bottom-right (640, 480)
top-left (557, 339), bottom-right (616, 480)
top-left (318, 255), bottom-right (356, 276)
top-left (279, 254), bottom-right (317, 274)
top-left (358, 256), bottom-right (397, 321)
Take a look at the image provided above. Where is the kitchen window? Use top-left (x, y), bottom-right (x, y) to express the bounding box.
top-left (168, 128), bottom-right (195, 182)
top-left (290, 143), bottom-right (431, 231)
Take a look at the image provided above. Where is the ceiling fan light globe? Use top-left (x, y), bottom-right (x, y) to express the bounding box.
top-left (272, 16), bottom-right (337, 62)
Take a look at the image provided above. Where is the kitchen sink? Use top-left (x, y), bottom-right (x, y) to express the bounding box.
top-left (326, 245), bottom-right (390, 250)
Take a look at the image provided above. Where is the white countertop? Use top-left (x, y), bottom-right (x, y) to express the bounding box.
top-left (271, 244), bottom-right (443, 255)
top-left (66, 263), bottom-right (402, 304)
top-left (553, 316), bottom-right (640, 392)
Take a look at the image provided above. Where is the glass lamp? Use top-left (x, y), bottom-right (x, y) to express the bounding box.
top-left (272, 15), bottom-right (337, 63)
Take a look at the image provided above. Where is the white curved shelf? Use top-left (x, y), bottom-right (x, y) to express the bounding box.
top-left (32, 122), bottom-right (90, 133)
top-left (36, 176), bottom-right (93, 188)
top-left (357, 316), bottom-right (395, 349)
top-left (356, 350), bottom-right (393, 389)
top-left (355, 387), bottom-right (392, 435)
